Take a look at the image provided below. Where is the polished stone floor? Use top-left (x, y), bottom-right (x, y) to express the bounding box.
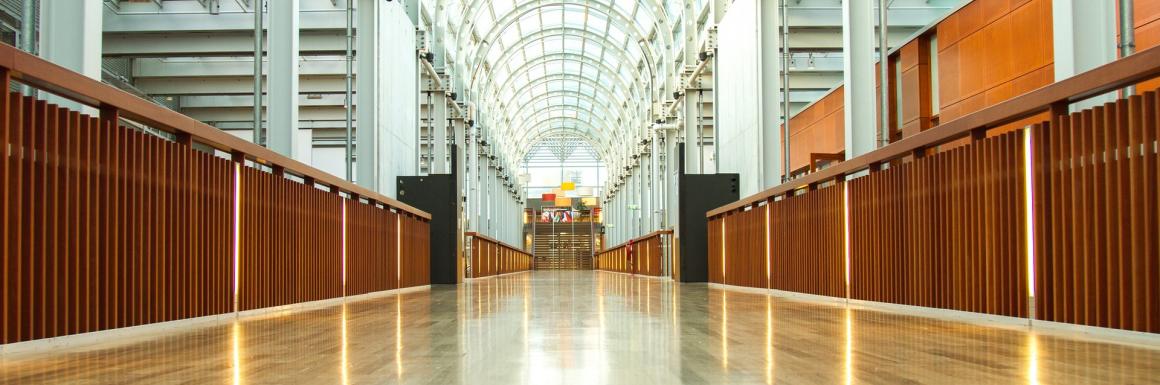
top-left (2, 270), bottom-right (1159, 384)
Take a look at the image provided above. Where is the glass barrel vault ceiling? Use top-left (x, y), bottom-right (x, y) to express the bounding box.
top-left (446, 0), bottom-right (673, 163)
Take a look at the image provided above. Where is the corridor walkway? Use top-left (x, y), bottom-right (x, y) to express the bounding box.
top-left (2, 271), bottom-right (1158, 384)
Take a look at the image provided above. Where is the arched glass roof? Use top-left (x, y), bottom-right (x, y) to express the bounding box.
top-left (446, 0), bottom-right (671, 164)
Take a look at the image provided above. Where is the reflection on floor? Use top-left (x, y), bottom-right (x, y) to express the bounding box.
top-left (2, 270), bottom-right (1159, 384)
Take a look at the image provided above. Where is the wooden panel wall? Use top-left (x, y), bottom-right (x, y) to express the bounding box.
top-left (2, 93), bottom-right (233, 344)
top-left (768, 186), bottom-right (846, 298)
top-left (1033, 92), bottom-right (1160, 333)
top-left (787, 88), bottom-right (846, 170)
top-left (1133, 0), bottom-right (1160, 91)
top-left (937, 0), bottom-right (1054, 129)
top-left (783, 0), bottom-right (1057, 165)
top-left (469, 236), bottom-right (532, 278)
top-left (239, 168), bottom-right (343, 310)
top-left (900, 37), bottom-right (934, 137)
top-left (346, 201), bottom-right (399, 296)
top-left (850, 131), bottom-right (1028, 317)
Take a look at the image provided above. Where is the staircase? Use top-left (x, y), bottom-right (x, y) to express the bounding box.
top-left (532, 222), bottom-right (596, 270)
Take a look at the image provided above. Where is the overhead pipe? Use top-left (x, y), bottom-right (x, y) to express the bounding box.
top-left (878, 0), bottom-right (891, 147)
top-left (1119, 0), bottom-right (1136, 96)
top-left (253, 0), bottom-right (264, 146)
top-left (344, 0), bottom-right (354, 181)
top-left (419, 53), bottom-right (467, 124)
top-left (665, 51), bottom-right (713, 118)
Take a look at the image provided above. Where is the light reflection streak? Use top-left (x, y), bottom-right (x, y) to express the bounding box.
top-left (341, 304), bottom-right (349, 385)
top-left (1028, 333), bottom-right (1040, 385)
top-left (765, 296), bottom-right (773, 385)
top-left (721, 290), bottom-right (728, 369)
top-left (231, 321), bottom-right (242, 385)
top-left (844, 308), bottom-right (853, 385)
top-left (396, 296), bottom-right (403, 381)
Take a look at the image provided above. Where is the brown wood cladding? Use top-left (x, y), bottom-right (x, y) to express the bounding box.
top-left (2, 91), bottom-right (233, 344)
top-left (399, 214), bottom-right (430, 289)
top-left (468, 235), bottom-right (531, 278)
top-left (1033, 92), bottom-right (1160, 333)
top-left (345, 201), bottom-right (399, 296)
top-left (709, 187), bottom-right (844, 298)
top-left (1, 88), bottom-right (432, 344)
top-left (770, 186), bottom-right (846, 298)
top-left (850, 130), bottom-right (1027, 317)
top-left (596, 232), bottom-right (666, 277)
top-left (239, 167), bottom-right (344, 311)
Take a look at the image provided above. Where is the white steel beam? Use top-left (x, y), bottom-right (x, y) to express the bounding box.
top-left (134, 76), bottom-right (343, 95)
top-left (133, 57), bottom-right (349, 78)
top-left (104, 31), bottom-right (345, 57)
top-left (103, 0), bottom-right (346, 33)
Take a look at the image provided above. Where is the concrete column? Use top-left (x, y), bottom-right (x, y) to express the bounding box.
top-left (842, 0), bottom-right (877, 160)
top-left (39, 1), bottom-right (102, 113)
top-left (683, 97), bottom-right (702, 174)
top-left (474, 146), bottom-right (482, 233)
top-left (432, 94), bottom-right (448, 174)
top-left (1053, 0), bottom-right (1118, 110)
top-left (267, 0), bottom-right (306, 162)
top-left (759, 0), bottom-right (785, 187)
top-left (356, 0), bottom-right (381, 191)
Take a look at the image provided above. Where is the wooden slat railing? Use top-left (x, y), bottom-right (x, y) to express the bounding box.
top-left (466, 232), bottom-right (532, 278)
top-left (596, 230), bottom-right (672, 276)
top-left (706, 45), bottom-right (1160, 333)
top-left (0, 43), bottom-right (431, 344)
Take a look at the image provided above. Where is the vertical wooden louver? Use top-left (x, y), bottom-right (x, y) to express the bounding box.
top-left (849, 131), bottom-right (1027, 317)
top-left (1, 52), bottom-right (433, 343)
top-left (346, 201), bottom-right (400, 296)
top-left (238, 167), bottom-right (344, 311)
top-left (466, 232), bottom-right (532, 278)
top-left (1034, 93), bottom-right (1160, 333)
top-left (2, 93), bottom-right (234, 343)
top-left (596, 231), bottom-right (670, 277)
top-left (768, 185), bottom-right (845, 298)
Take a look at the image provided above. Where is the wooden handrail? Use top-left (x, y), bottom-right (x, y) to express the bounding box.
top-left (465, 232), bottom-right (529, 254)
top-left (708, 44), bottom-right (1160, 218)
top-left (0, 43), bottom-right (430, 220)
top-left (602, 229), bottom-right (673, 252)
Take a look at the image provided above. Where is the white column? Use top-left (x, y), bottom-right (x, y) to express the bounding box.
top-left (267, 0), bottom-right (306, 161)
top-left (759, 0), bottom-right (785, 187)
top-left (473, 143), bottom-right (482, 232)
top-left (356, 0), bottom-right (381, 191)
top-left (683, 98), bottom-right (702, 174)
top-left (842, 0), bottom-right (877, 160)
top-left (40, 1), bottom-right (102, 113)
top-left (432, 95), bottom-right (448, 174)
top-left (1053, 0), bottom-right (1118, 110)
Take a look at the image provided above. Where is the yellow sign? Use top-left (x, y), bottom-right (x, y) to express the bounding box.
top-left (561, 181), bottom-right (576, 191)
